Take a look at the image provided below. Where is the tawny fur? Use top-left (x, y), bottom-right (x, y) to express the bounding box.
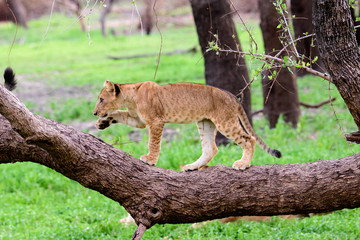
top-left (93, 80), bottom-right (281, 170)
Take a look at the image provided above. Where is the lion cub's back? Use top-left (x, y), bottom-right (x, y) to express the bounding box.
top-left (158, 83), bottom-right (234, 123)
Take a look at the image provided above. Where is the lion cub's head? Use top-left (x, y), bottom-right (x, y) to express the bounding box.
top-left (93, 80), bottom-right (122, 118)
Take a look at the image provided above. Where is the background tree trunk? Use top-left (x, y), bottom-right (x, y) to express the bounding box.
top-left (1, 80), bottom-right (360, 239)
top-left (6, 0), bottom-right (28, 28)
top-left (258, 0), bottom-right (300, 128)
top-left (100, 0), bottom-right (115, 37)
top-left (291, 0), bottom-right (324, 76)
top-left (350, 4), bottom-right (360, 45)
top-left (190, 0), bottom-right (252, 144)
top-left (313, 0), bottom-right (360, 133)
top-left (141, 0), bottom-right (154, 35)
top-left (72, 0), bottom-right (86, 32)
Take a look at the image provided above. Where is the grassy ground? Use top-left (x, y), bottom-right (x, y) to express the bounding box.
top-left (0, 10), bottom-right (360, 240)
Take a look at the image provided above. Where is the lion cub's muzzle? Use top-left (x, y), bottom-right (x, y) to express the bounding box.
top-left (93, 111), bottom-right (108, 118)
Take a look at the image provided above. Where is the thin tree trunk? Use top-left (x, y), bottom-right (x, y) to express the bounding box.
top-left (141, 0), bottom-right (153, 35)
top-left (6, 0), bottom-right (27, 28)
top-left (313, 0), bottom-right (360, 131)
top-left (258, 0), bottom-right (300, 128)
top-left (190, 0), bottom-right (252, 144)
top-left (291, 0), bottom-right (324, 76)
top-left (100, 0), bottom-right (114, 37)
top-left (73, 0), bottom-right (86, 32)
top-left (1, 83), bottom-right (360, 238)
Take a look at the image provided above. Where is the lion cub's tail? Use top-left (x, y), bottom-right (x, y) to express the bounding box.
top-left (237, 104), bottom-right (282, 158)
top-left (3, 67), bottom-right (17, 91)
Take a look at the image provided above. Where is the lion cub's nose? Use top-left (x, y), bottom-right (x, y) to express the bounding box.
top-left (93, 111), bottom-right (98, 116)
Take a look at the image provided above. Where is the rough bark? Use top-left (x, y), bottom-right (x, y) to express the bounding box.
top-left (1, 84), bottom-right (360, 239)
top-left (313, 0), bottom-right (360, 130)
top-left (291, 0), bottom-right (324, 76)
top-left (190, 0), bottom-right (252, 144)
top-left (258, 0), bottom-right (300, 128)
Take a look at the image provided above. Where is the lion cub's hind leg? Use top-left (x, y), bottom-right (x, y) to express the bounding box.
top-left (216, 119), bottom-right (256, 170)
top-left (183, 119), bottom-right (218, 171)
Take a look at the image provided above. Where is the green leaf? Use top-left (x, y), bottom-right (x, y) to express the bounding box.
top-left (283, 56), bottom-right (289, 65)
top-left (272, 70), bottom-right (277, 77)
top-left (312, 56), bottom-right (318, 63)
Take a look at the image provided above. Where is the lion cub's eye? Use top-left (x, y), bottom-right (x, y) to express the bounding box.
top-left (99, 98), bottom-right (104, 104)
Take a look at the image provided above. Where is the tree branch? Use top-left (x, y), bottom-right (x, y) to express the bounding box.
top-left (217, 48), bottom-right (332, 82)
top-left (300, 97), bottom-right (336, 108)
top-left (1, 83), bottom-right (360, 239)
top-left (252, 97), bottom-right (337, 116)
top-left (346, 131), bottom-right (360, 144)
top-left (132, 224), bottom-right (147, 240)
top-left (108, 47), bottom-right (197, 60)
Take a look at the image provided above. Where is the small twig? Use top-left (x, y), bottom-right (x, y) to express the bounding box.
top-left (275, 33), bottom-right (315, 59)
top-left (65, 0), bottom-right (91, 32)
top-left (153, 0), bottom-right (162, 81)
top-left (275, 24), bottom-right (360, 59)
top-left (253, 98), bottom-right (336, 116)
top-left (237, 62), bottom-right (264, 98)
top-left (252, 109), bottom-right (263, 116)
top-left (264, 68), bottom-right (281, 104)
top-left (228, 0), bottom-right (258, 53)
top-left (6, 0), bottom-right (18, 66)
top-left (300, 97), bottom-right (336, 108)
top-left (130, 0), bottom-right (143, 36)
top-left (111, 140), bottom-right (142, 146)
top-left (328, 81), bottom-right (355, 154)
top-left (275, 0), bottom-right (300, 58)
top-left (38, 0), bottom-right (56, 50)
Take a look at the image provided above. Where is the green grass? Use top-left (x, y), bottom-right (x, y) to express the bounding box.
top-left (0, 11), bottom-right (360, 240)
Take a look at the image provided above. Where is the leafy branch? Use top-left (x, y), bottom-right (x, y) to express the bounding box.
top-left (208, 0), bottom-right (331, 84)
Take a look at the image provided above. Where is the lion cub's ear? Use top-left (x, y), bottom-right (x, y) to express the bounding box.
top-left (104, 80), bottom-right (120, 95)
top-left (104, 79), bottom-right (114, 91)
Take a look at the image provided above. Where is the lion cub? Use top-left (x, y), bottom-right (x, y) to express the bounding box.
top-left (93, 80), bottom-right (281, 170)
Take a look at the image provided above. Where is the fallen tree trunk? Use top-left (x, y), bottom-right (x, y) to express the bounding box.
top-left (1, 84), bottom-right (360, 239)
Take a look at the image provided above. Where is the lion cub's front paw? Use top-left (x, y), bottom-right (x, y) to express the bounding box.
top-left (232, 160), bottom-right (251, 170)
top-left (182, 163), bottom-right (200, 172)
top-left (140, 154), bottom-right (157, 166)
top-left (96, 119), bottom-right (110, 130)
